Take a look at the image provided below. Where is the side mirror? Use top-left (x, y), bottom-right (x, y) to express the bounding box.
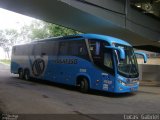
top-left (105, 46), bottom-right (125, 59)
top-left (134, 51), bottom-right (147, 63)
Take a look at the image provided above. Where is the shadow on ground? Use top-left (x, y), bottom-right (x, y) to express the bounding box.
top-left (11, 76), bottom-right (136, 98)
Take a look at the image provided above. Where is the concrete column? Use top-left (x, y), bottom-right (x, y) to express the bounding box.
top-left (138, 64), bottom-right (142, 80)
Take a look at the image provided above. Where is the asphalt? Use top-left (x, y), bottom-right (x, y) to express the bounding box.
top-left (0, 63), bottom-right (160, 119)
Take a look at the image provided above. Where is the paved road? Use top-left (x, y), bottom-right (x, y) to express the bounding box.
top-left (0, 63), bottom-right (160, 119)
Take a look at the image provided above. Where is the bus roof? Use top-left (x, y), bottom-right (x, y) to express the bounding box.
top-left (16, 34), bottom-right (131, 47)
top-left (80, 34), bottom-right (131, 46)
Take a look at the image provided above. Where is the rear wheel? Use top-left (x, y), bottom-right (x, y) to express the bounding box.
top-left (80, 78), bottom-right (89, 93)
top-left (24, 70), bottom-right (30, 80)
top-left (18, 69), bottom-right (23, 79)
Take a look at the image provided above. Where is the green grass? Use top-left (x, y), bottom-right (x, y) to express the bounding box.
top-left (0, 59), bottom-right (11, 65)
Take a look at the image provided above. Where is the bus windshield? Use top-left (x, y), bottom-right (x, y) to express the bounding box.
top-left (115, 44), bottom-right (139, 78)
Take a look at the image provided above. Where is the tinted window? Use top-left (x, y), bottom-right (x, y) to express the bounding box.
top-left (59, 42), bottom-right (69, 55)
top-left (33, 44), bottom-right (42, 55)
top-left (68, 40), bottom-right (88, 56)
top-left (28, 45), bottom-right (34, 55)
top-left (104, 52), bottom-right (113, 69)
top-left (52, 42), bottom-right (59, 55)
top-left (41, 42), bottom-right (58, 55)
top-left (88, 39), bottom-right (114, 75)
top-left (14, 45), bottom-right (27, 55)
top-left (13, 45), bottom-right (33, 56)
top-left (58, 40), bottom-right (89, 60)
top-left (24, 45), bottom-right (33, 55)
top-left (89, 40), bottom-right (101, 56)
top-left (88, 39), bottom-right (110, 57)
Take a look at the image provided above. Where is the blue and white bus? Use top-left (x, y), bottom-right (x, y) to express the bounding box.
top-left (11, 34), bottom-right (147, 93)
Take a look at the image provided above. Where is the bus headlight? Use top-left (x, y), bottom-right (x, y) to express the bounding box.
top-left (118, 80), bottom-right (126, 86)
top-left (133, 79), bottom-right (139, 83)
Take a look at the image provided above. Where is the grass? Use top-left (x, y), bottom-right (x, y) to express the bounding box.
top-left (0, 59), bottom-right (11, 65)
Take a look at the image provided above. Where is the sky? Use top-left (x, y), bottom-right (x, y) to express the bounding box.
top-left (0, 8), bottom-right (35, 30)
top-left (0, 8), bottom-right (36, 59)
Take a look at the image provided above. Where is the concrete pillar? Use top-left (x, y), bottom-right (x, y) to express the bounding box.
top-left (138, 64), bottom-right (142, 80)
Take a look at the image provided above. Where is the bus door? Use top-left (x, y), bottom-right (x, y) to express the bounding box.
top-left (102, 48), bottom-right (115, 91)
top-left (88, 40), bottom-right (115, 91)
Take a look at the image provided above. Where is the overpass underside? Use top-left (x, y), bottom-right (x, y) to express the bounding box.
top-left (0, 0), bottom-right (159, 52)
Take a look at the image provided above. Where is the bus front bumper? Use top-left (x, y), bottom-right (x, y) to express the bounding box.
top-left (114, 83), bottom-right (139, 93)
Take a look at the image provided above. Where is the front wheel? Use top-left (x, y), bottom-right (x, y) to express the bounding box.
top-left (80, 78), bottom-right (89, 93)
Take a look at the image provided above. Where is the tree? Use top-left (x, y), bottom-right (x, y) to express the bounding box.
top-left (25, 20), bottom-right (81, 40)
top-left (29, 20), bottom-right (50, 40)
top-left (0, 29), bottom-right (19, 59)
top-left (19, 25), bottom-right (32, 43)
top-left (0, 19), bottom-right (81, 59)
top-left (47, 23), bottom-right (80, 37)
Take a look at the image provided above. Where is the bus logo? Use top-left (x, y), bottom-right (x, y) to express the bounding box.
top-left (32, 59), bottom-right (45, 76)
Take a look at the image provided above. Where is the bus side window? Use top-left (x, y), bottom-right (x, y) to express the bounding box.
top-left (42, 43), bottom-right (51, 55)
top-left (41, 42), bottom-right (59, 56)
top-left (68, 40), bottom-right (88, 59)
top-left (78, 42), bottom-right (87, 56)
top-left (33, 44), bottom-right (42, 55)
top-left (15, 46), bottom-right (23, 56)
top-left (59, 42), bottom-right (69, 55)
top-left (88, 40), bottom-right (101, 57)
top-left (22, 45), bottom-right (31, 55)
top-left (26, 44), bottom-right (34, 56)
top-left (52, 42), bottom-right (59, 55)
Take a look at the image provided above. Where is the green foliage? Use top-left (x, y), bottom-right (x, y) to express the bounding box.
top-left (0, 19), bottom-right (82, 59)
top-left (27, 20), bottom-right (81, 40)
top-left (0, 29), bottom-right (19, 58)
top-left (47, 23), bottom-right (80, 37)
top-left (0, 20), bottom-right (81, 46)
top-left (29, 20), bottom-right (50, 40)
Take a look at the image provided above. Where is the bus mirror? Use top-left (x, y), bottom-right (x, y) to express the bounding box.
top-left (105, 46), bottom-right (125, 59)
top-left (134, 52), bottom-right (147, 63)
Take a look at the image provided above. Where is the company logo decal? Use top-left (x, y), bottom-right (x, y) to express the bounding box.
top-left (53, 59), bottom-right (78, 64)
top-left (32, 59), bottom-right (45, 76)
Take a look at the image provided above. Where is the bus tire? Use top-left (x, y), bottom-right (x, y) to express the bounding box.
top-left (24, 69), bottom-right (30, 81)
top-left (80, 78), bottom-right (89, 93)
top-left (18, 69), bottom-right (23, 79)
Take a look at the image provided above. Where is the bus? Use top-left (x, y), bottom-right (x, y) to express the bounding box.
top-left (11, 34), bottom-right (147, 93)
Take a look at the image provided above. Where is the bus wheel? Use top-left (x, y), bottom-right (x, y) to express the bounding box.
top-left (18, 69), bottom-right (23, 79)
top-left (24, 70), bottom-right (30, 80)
top-left (80, 78), bottom-right (89, 93)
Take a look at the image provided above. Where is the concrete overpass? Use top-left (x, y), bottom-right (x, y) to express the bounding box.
top-left (0, 0), bottom-right (159, 52)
